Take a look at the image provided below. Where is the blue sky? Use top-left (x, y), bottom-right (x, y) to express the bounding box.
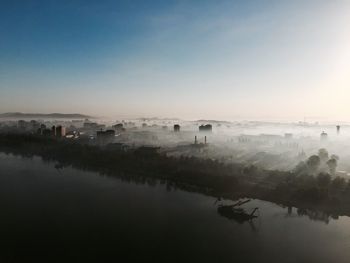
top-left (1, 0), bottom-right (350, 120)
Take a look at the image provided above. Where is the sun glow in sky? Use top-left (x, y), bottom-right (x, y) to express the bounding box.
top-left (1, 0), bottom-right (350, 121)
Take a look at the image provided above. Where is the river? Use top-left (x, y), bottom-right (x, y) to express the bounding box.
top-left (0, 153), bottom-right (350, 262)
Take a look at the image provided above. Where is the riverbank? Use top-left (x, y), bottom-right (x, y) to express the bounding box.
top-left (1, 133), bottom-right (350, 216)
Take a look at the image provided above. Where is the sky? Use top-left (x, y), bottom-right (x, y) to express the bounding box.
top-left (1, 0), bottom-right (350, 121)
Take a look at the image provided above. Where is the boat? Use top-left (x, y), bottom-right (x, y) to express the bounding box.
top-left (217, 199), bottom-right (258, 223)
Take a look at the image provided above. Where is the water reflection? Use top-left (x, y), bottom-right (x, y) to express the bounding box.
top-left (281, 205), bottom-right (338, 224)
top-left (1, 153), bottom-right (350, 263)
top-left (216, 199), bottom-right (259, 224)
top-left (296, 208), bottom-right (338, 224)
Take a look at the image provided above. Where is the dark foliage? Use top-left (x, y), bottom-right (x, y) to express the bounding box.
top-left (2, 134), bottom-right (350, 216)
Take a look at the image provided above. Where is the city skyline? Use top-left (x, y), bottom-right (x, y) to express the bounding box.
top-left (1, 0), bottom-right (350, 121)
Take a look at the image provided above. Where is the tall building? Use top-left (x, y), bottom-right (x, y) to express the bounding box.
top-left (174, 124), bottom-right (180, 132)
top-left (51, 125), bottom-right (56, 136)
top-left (55, 126), bottom-right (66, 137)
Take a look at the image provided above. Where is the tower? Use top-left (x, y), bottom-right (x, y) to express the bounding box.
top-left (174, 124), bottom-right (180, 132)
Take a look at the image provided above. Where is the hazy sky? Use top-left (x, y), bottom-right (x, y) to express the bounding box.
top-left (1, 0), bottom-right (350, 120)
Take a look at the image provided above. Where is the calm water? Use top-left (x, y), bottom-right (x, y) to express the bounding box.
top-left (1, 153), bottom-right (350, 262)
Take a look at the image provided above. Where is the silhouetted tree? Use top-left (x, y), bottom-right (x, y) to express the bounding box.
top-left (294, 161), bottom-right (308, 176)
top-left (330, 154), bottom-right (339, 161)
top-left (317, 173), bottom-right (331, 188)
top-left (307, 155), bottom-right (321, 175)
top-left (318, 148), bottom-right (329, 164)
top-left (331, 176), bottom-right (346, 190)
top-left (327, 158), bottom-right (338, 176)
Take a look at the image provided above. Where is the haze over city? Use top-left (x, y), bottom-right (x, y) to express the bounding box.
top-left (2, 1), bottom-right (350, 262)
top-left (1, 0), bottom-right (350, 121)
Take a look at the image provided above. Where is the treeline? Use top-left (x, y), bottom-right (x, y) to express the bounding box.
top-left (2, 133), bottom-right (350, 215)
top-left (0, 134), bottom-right (243, 194)
top-left (267, 149), bottom-right (350, 207)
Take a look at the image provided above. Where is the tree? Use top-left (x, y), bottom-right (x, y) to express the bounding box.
top-left (330, 154), bottom-right (339, 161)
top-left (331, 176), bottom-right (346, 190)
top-left (294, 161), bottom-right (308, 176)
top-left (317, 173), bottom-right (331, 188)
top-left (307, 155), bottom-right (321, 174)
top-left (326, 158), bottom-right (337, 176)
top-left (318, 148), bottom-right (329, 164)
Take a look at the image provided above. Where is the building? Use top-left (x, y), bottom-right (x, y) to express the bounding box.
top-left (84, 121), bottom-right (105, 130)
top-left (174, 124), bottom-right (180, 132)
top-left (51, 125), bottom-right (56, 136)
top-left (55, 125), bottom-right (66, 137)
top-left (199, 124), bottom-right (212, 132)
top-left (49, 125), bottom-right (66, 137)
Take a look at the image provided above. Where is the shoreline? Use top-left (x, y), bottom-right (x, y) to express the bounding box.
top-left (1, 133), bottom-right (350, 217)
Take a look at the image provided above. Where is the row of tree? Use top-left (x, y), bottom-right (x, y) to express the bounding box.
top-left (1, 134), bottom-right (350, 214)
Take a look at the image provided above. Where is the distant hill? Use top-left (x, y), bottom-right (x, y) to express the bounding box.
top-left (137, 117), bottom-right (180, 121)
top-left (0, 112), bottom-right (92, 119)
top-left (195, 119), bottom-right (232, 124)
